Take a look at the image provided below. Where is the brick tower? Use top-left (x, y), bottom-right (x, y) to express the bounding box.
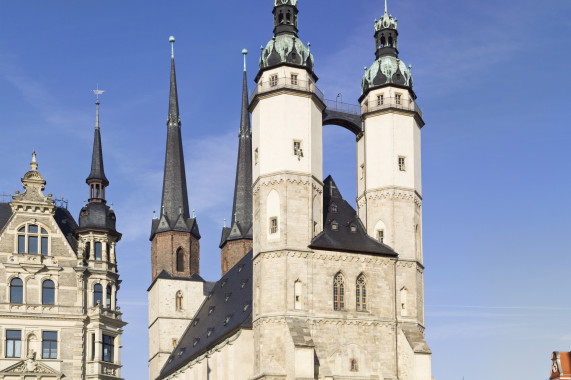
top-left (219, 50), bottom-right (253, 276)
top-left (148, 37), bottom-right (203, 380)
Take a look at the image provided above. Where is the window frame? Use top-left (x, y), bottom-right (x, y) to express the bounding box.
top-left (333, 273), bottom-right (345, 311)
top-left (17, 224), bottom-right (49, 255)
top-left (5, 330), bottom-right (21, 358)
top-left (356, 274), bottom-right (367, 311)
top-left (176, 248), bottom-right (185, 272)
top-left (106, 285), bottom-right (112, 309)
top-left (42, 331), bottom-right (58, 359)
top-left (269, 217), bottom-right (278, 234)
top-left (42, 279), bottom-right (55, 306)
top-left (102, 334), bottom-right (115, 363)
top-left (395, 93), bottom-right (402, 105)
top-left (10, 278), bottom-right (23, 304)
top-left (94, 242), bottom-right (103, 261)
top-left (93, 284), bottom-right (103, 307)
top-left (377, 229), bottom-right (385, 244)
top-left (269, 74), bottom-right (278, 87)
top-left (398, 156), bottom-right (406, 172)
top-left (377, 94), bottom-right (384, 106)
top-left (290, 73), bottom-right (298, 86)
top-left (293, 140), bottom-right (302, 157)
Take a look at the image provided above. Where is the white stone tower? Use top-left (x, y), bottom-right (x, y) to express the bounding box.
top-left (250, 0), bottom-right (325, 377)
top-left (357, 2), bottom-right (431, 377)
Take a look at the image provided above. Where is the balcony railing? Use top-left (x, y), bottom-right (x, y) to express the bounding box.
top-left (250, 76), bottom-right (324, 103)
top-left (361, 97), bottom-right (423, 119)
top-left (324, 99), bottom-right (361, 115)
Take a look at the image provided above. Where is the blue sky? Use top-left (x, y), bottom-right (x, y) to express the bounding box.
top-left (1, 0), bottom-right (570, 379)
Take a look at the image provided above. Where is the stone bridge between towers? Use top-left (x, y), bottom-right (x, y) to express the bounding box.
top-left (322, 99), bottom-right (362, 135)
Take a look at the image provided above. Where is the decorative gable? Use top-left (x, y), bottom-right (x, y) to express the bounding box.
top-left (0, 356), bottom-right (63, 379)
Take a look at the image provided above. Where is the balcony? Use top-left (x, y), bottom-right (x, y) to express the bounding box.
top-left (361, 96), bottom-right (423, 119)
top-left (250, 76), bottom-right (324, 104)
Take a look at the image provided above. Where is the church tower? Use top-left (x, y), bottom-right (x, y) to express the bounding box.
top-left (219, 50), bottom-right (253, 276)
top-left (250, 0), bottom-right (325, 378)
top-left (357, 1), bottom-right (431, 377)
top-left (76, 98), bottom-right (127, 379)
top-left (148, 37), bottom-right (206, 380)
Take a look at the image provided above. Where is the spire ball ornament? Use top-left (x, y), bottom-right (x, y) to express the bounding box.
top-left (169, 36), bottom-right (175, 58)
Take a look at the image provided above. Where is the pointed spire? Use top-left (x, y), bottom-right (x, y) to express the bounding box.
top-left (160, 36), bottom-right (190, 224)
top-left (385, 0), bottom-right (388, 14)
top-left (230, 51), bottom-right (253, 232)
top-left (86, 98), bottom-right (109, 186)
top-left (30, 151), bottom-right (38, 171)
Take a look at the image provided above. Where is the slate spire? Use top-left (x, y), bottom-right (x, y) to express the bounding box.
top-left (160, 36), bottom-right (190, 223)
top-left (86, 100), bottom-right (109, 187)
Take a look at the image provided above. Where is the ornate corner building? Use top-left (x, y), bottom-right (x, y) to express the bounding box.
top-left (0, 101), bottom-right (126, 379)
top-left (149, 1), bottom-right (433, 379)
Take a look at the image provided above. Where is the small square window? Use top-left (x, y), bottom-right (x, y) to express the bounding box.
top-left (331, 222), bottom-right (339, 231)
top-left (350, 225), bottom-right (357, 233)
top-left (255, 148), bottom-right (259, 165)
top-left (398, 157), bottom-right (406, 171)
top-left (291, 73), bottom-right (298, 85)
top-left (377, 230), bottom-right (384, 244)
top-left (377, 94), bottom-right (384, 106)
top-left (396, 93), bottom-right (402, 105)
top-left (270, 217), bottom-right (278, 234)
top-left (293, 141), bottom-right (302, 157)
top-left (270, 74), bottom-right (278, 87)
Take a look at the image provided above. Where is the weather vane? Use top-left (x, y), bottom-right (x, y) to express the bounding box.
top-left (92, 84), bottom-right (105, 102)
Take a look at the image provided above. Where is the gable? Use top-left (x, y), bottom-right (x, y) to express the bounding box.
top-left (0, 358), bottom-right (62, 378)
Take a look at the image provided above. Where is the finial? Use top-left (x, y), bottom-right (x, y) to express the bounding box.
top-left (170, 36), bottom-right (175, 58)
top-left (93, 84), bottom-right (105, 103)
top-left (162, 204), bottom-right (165, 215)
top-left (242, 49), bottom-right (248, 71)
top-left (153, 210), bottom-right (157, 219)
top-left (30, 151), bottom-right (38, 171)
top-left (224, 218), bottom-right (226, 228)
top-left (385, 0), bottom-right (388, 14)
top-left (179, 206), bottom-right (182, 215)
top-left (192, 209), bottom-right (196, 218)
top-left (364, 66), bottom-right (368, 72)
top-left (110, 202), bottom-right (114, 210)
top-left (307, 42), bottom-right (311, 52)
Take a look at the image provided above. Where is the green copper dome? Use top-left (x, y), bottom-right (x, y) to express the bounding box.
top-left (259, 34), bottom-right (314, 72)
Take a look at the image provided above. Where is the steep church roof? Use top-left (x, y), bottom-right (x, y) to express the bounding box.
top-left (151, 37), bottom-right (199, 240)
top-left (220, 52), bottom-right (253, 248)
top-left (158, 251), bottom-right (253, 379)
top-left (309, 176), bottom-right (397, 256)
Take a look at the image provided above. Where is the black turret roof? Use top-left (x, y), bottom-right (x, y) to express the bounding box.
top-left (86, 102), bottom-right (109, 186)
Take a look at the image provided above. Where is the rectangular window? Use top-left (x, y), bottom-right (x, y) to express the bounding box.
top-left (6, 330), bottom-right (21, 358)
top-left (28, 236), bottom-right (38, 254)
top-left (395, 93), bottom-right (402, 105)
top-left (398, 157), bottom-right (406, 171)
top-left (269, 74), bottom-right (278, 87)
top-left (41, 237), bottom-right (48, 255)
top-left (377, 94), bottom-right (384, 106)
top-left (293, 141), bottom-right (302, 156)
top-left (42, 331), bottom-right (57, 359)
top-left (18, 235), bottom-right (25, 253)
top-left (290, 73), bottom-right (298, 85)
top-left (102, 335), bottom-right (114, 363)
top-left (91, 334), bottom-right (95, 361)
top-left (95, 243), bottom-right (102, 261)
top-left (270, 218), bottom-right (278, 234)
top-left (377, 230), bottom-right (384, 244)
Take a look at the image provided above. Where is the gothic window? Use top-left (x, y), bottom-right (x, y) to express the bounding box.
top-left (380, 35), bottom-right (386, 48)
top-left (10, 278), bottom-right (23, 304)
top-left (176, 248), bottom-right (184, 272)
top-left (333, 273), bottom-right (345, 311)
top-left (93, 284), bottom-right (103, 307)
top-left (356, 275), bottom-right (367, 311)
top-left (270, 74), bottom-right (278, 87)
top-left (106, 285), bottom-right (112, 309)
top-left (17, 224), bottom-right (48, 255)
top-left (294, 281), bottom-right (302, 310)
top-left (176, 291), bottom-right (183, 311)
top-left (42, 331), bottom-right (57, 359)
top-left (270, 217), bottom-right (278, 234)
top-left (291, 73), bottom-right (298, 85)
top-left (102, 335), bottom-right (114, 363)
top-left (6, 330), bottom-right (21, 358)
top-left (42, 280), bottom-right (55, 305)
top-left (398, 156), bottom-right (406, 171)
top-left (377, 94), bottom-right (384, 106)
top-left (94, 242), bottom-right (102, 261)
top-left (377, 229), bottom-right (385, 243)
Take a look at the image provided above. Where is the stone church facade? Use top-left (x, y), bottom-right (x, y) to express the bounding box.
top-left (0, 102), bottom-right (126, 379)
top-left (149, 1), bottom-right (432, 380)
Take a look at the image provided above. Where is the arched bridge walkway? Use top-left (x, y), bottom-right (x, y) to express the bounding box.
top-left (322, 99), bottom-right (362, 135)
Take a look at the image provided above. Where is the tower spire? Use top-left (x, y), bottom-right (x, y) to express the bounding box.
top-left (86, 92), bottom-right (109, 189)
top-left (160, 36), bottom-right (190, 224)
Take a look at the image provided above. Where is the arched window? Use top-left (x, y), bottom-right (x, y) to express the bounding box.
top-left (176, 291), bottom-right (183, 311)
top-left (333, 273), bottom-right (345, 311)
top-left (380, 35), bottom-right (386, 48)
top-left (278, 11), bottom-right (284, 23)
top-left (42, 280), bottom-right (55, 305)
top-left (176, 248), bottom-right (184, 272)
top-left (286, 11), bottom-right (291, 23)
top-left (106, 285), bottom-right (112, 309)
top-left (356, 275), bottom-right (367, 311)
top-left (94, 242), bottom-right (102, 261)
top-left (93, 284), bottom-right (103, 307)
top-left (17, 224), bottom-right (49, 255)
top-left (10, 278), bottom-right (23, 304)
top-left (388, 36), bottom-right (394, 47)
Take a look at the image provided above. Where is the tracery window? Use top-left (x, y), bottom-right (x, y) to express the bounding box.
top-left (356, 275), bottom-right (367, 311)
top-left (10, 278), bottom-right (23, 304)
top-left (17, 224), bottom-right (48, 255)
top-left (42, 280), bottom-right (55, 305)
top-left (333, 273), bottom-right (345, 311)
top-left (93, 284), bottom-right (103, 307)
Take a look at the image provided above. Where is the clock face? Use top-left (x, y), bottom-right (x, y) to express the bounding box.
top-left (553, 362), bottom-right (558, 373)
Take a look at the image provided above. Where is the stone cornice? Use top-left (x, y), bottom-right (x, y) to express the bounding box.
top-left (253, 172), bottom-right (323, 196)
top-left (357, 187), bottom-right (422, 209)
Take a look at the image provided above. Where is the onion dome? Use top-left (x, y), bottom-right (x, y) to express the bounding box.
top-left (258, 0), bottom-right (314, 76)
top-left (361, 1), bottom-right (414, 98)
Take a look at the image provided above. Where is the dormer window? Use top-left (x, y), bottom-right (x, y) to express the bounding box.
top-left (207, 328), bottom-right (214, 338)
top-left (331, 221), bottom-right (339, 231)
top-left (241, 279), bottom-right (249, 289)
top-left (224, 293), bottom-right (232, 302)
top-left (224, 315), bottom-right (232, 326)
top-left (17, 224), bottom-right (49, 255)
top-left (395, 93), bottom-right (402, 105)
top-left (377, 94), bottom-right (384, 106)
top-left (350, 225), bottom-right (358, 233)
top-left (208, 306), bottom-right (215, 315)
top-left (193, 338), bottom-right (200, 347)
top-left (331, 204), bottom-right (338, 213)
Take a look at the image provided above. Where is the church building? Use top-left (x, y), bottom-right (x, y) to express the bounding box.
top-left (148, 1), bottom-right (432, 379)
top-left (0, 100), bottom-right (126, 379)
